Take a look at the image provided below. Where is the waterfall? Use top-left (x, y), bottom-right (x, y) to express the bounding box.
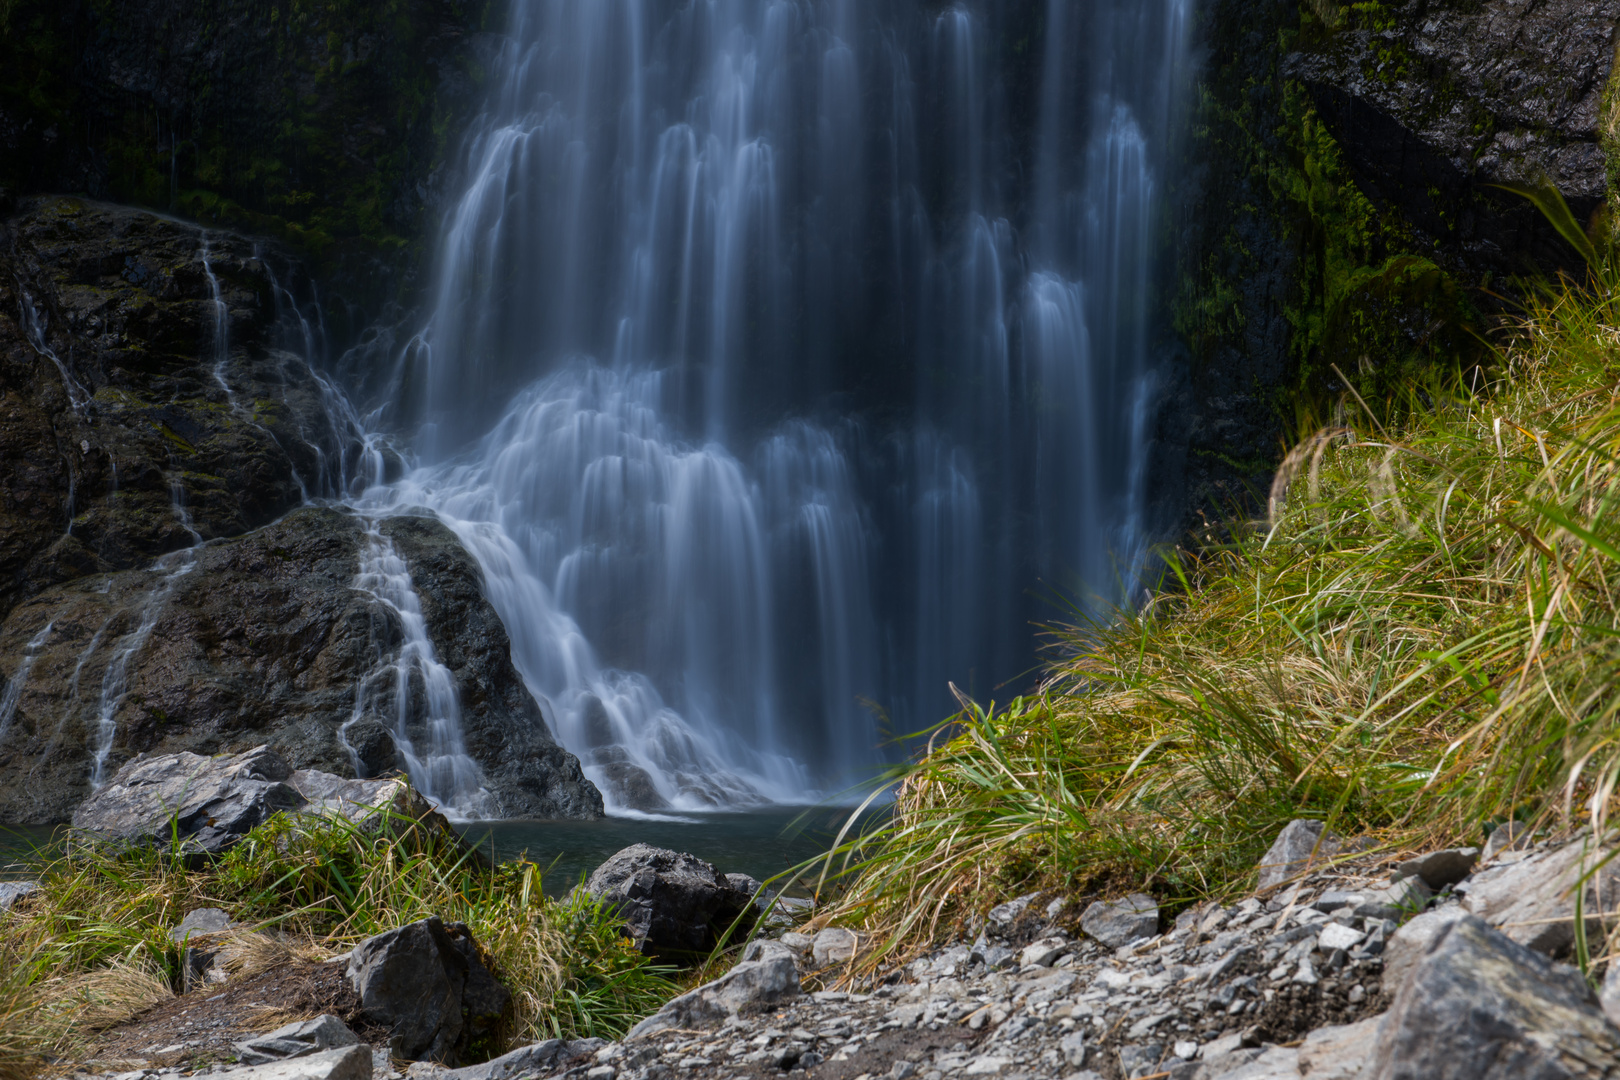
top-left (345, 521), bottom-right (495, 820)
top-left (0, 623), bottom-right (53, 744)
top-left (340, 0), bottom-right (1194, 812)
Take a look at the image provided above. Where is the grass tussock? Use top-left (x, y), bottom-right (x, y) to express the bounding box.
top-left (0, 810), bottom-right (677, 1072)
top-left (820, 264), bottom-right (1620, 966)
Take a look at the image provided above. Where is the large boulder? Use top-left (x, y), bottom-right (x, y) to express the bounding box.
top-left (346, 917), bottom-right (510, 1065)
top-left (71, 745), bottom-right (306, 854)
top-left (1287, 0), bottom-right (1620, 277)
top-left (0, 507), bottom-right (602, 823)
top-left (219, 1045), bottom-right (373, 1080)
top-left (1361, 914), bottom-right (1620, 1079)
top-left (583, 844), bottom-right (757, 960)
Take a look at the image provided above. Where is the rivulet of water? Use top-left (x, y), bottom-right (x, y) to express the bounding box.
top-left (0, 622), bottom-right (54, 744)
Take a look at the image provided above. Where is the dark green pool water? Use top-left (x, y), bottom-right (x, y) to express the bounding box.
top-left (455, 806), bottom-right (859, 895)
top-left (0, 807), bottom-right (866, 895)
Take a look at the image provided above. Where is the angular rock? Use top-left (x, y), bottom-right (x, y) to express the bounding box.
top-left (1295, 1016), bottom-right (1378, 1080)
top-left (72, 746), bottom-right (306, 855)
top-left (0, 880), bottom-right (38, 911)
top-left (1395, 848), bottom-right (1479, 890)
top-left (583, 845), bottom-right (755, 959)
top-left (1019, 936), bottom-right (1071, 968)
top-left (1604, 962), bottom-right (1620, 1030)
top-left (224, 1045), bottom-right (373, 1080)
top-left (1484, 821), bottom-right (1532, 861)
top-left (988, 892), bottom-right (1040, 926)
top-left (1457, 839), bottom-right (1620, 956)
top-left (1362, 915), bottom-right (1620, 1079)
top-left (235, 1015), bottom-right (361, 1066)
top-left (812, 927), bottom-right (861, 968)
top-left (1256, 820), bottom-right (1339, 891)
top-left (1382, 904), bottom-right (1469, 992)
top-left (1286, 0), bottom-right (1620, 280)
top-left (625, 941), bottom-right (801, 1038)
top-left (171, 907), bottom-right (234, 941)
top-left (401, 1039), bottom-right (606, 1080)
top-left (1081, 894), bottom-right (1159, 949)
top-left (346, 917), bottom-right (510, 1065)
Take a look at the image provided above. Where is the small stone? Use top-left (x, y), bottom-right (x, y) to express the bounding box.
top-left (170, 908), bottom-right (234, 942)
top-left (1347, 984), bottom-right (1366, 1004)
top-left (1312, 890), bottom-right (1362, 913)
top-left (1059, 1033), bottom-right (1087, 1067)
top-left (0, 881), bottom-right (38, 912)
top-left (778, 932), bottom-right (815, 951)
top-left (1173, 1040), bottom-right (1198, 1061)
top-left (1317, 923), bottom-right (1364, 952)
top-left (1080, 894), bottom-right (1159, 949)
top-left (890, 1063), bottom-right (917, 1080)
top-left (1482, 821), bottom-right (1530, 861)
top-left (989, 892), bottom-right (1041, 926)
top-left (812, 927), bottom-right (860, 967)
top-left (1020, 936), bottom-right (1071, 968)
top-left (584, 1068), bottom-right (615, 1080)
top-left (1396, 848), bottom-right (1480, 890)
top-left (1046, 897), bottom-right (1070, 918)
top-left (1292, 958), bottom-right (1318, 985)
top-left (1256, 820), bottom-right (1340, 890)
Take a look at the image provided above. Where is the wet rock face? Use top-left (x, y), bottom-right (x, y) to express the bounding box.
top-left (0, 196), bottom-right (347, 622)
top-left (0, 506), bottom-right (603, 823)
top-left (1288, 0), bottom-right (1620, 274)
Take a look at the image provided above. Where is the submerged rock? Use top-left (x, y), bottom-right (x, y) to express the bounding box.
top-left (584, 844), bottom-right (757, 960)
top-left (0, 507), bottom-right (602, 823)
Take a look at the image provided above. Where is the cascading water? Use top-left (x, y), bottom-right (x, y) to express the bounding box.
top-left (345, 520), bottom-right (495, 819)
top-left (344, 0), bottom-right (1194, 812)
top-left (0, 623), bottom-right (54, 744)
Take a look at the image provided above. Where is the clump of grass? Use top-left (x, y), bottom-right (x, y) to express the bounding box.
top-left (0, 808), bottom-right (677, 1069)
top-left (818, 232), bottom-right (1620, 967)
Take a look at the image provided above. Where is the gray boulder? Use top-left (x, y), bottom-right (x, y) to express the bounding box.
top-left (1361, 914), bottom-right (1620, 1079)
top-left (225, 1045), bottom-right (372, 1080)
top-left (1256, 820), bottom-right (1339, 891)
top-left (401, 1039), bottom-right (606, 1080)
top-left (583, 845), bottom-right (756, 959)
top-left (346, 917), bottom-right (510, 1064)
top-left (235, 1015), bottom-right (361, 1066)
top-left (1456, 839), bottom-right (1620, 957)
top-left (1484, 821), bottom-right (1532, 860)
top-left (626, 939), bottom-right (801, 1038)
top-left (72, 746), bottom-right (305, 855)
top-left (0, 880), bottom-right (37, 911)
top-left (1080, 893), bottom-right (1159, 949)
top-left (1382, 904), bottom-right (1469, 991)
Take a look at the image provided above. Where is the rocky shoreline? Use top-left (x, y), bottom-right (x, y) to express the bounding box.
top-left (18, 755), bottom-right (1620, 1080)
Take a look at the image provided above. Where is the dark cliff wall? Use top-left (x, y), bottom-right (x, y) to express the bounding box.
top-left (1156, 0), bottom-right (1620, 536)
top-left (0, 0), bottom-right (496, 311)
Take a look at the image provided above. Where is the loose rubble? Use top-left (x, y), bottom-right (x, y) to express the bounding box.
top-left (64, 822), bottom-right (1620, 1080)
